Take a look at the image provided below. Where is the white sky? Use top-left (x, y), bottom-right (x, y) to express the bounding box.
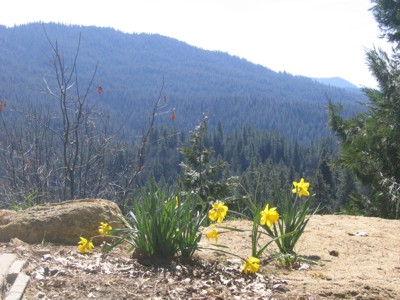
top-left (0, 0), bottom-right (392, 88)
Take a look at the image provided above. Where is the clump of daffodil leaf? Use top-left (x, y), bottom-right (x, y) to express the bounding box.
top-left (263, 178), bottom-right (317, 259)
top-left (101, 181), bottom-right (207, 260)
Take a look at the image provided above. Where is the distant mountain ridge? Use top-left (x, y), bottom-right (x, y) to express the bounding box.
top-left (312, 77), bottom-right (360, 89)
top-left (0, 22), bottom-right (367, 142)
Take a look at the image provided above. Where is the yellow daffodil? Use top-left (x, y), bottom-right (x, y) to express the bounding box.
top-left (208, 201), bottom-right (228, 223)
top-left (77, 237), bottom-right (94, 254)
top-left (260, 204), bottom-right (279, 227)
top-left (241, 256), bottom-right (260, 274)
top-left (205, 224), bottom-right (219, 242)
top-left (98, 222), bottom-right (112, 235)
top-left (292, 178), bottom-right (310, 197)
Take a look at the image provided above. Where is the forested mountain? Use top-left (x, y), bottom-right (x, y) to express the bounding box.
top-left (0, 22), bottom-right (374, 215)
top-left (312, 77), bottom-right (360, 89)
top-left (0, 22), bottom-right (366, 143)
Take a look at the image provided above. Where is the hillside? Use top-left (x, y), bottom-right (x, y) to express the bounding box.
top-left (0, 22), bottom-right (367, 142)
top-left (312, 77), bottom-right (360, 89)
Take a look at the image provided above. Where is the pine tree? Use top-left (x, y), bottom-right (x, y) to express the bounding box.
top-left (328, 0), bottom-right (400, 218)
top-left (178, 114), bottom-right (237, 204)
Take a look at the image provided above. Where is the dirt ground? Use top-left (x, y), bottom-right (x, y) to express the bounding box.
top-left (2, 214), bottom-right (400, 299)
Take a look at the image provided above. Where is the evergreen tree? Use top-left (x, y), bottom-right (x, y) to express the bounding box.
top-left (328, 0), bottom-right (400, 218)
top-left (335, 168), bottom-right (358, 212)
top-left (311, 147), bottom-right (336, 213)
top-left (370, 0), bottom-right (400, 43)
top-left (178, 114), bottom-right (237, 204)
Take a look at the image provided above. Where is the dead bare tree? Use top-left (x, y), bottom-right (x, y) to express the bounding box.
top-left (0, 28), bottom-right (172, 210)
top-left (42, 32), bottom-right (94, 199)
top-left (109, 80), bottom-right (168, 211)
top-left (0, 101), bottom-right (56, 207)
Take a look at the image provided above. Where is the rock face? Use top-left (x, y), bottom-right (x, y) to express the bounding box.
top-left (0, 210), bottom-right (17, 225)
top-left (0, 199), bottom-right (123, 244)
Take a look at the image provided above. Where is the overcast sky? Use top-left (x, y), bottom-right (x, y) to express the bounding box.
top-left (0, 0), bottom-right (392, 88)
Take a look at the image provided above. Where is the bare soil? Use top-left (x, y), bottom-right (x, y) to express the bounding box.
top-left (3, 214), bottom-right (400, 299)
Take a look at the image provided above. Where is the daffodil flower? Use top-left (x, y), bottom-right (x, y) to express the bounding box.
top-left (205, 224), bottom-right (219, 242)
top-left (241, 256), bottom-right (260, 274)
top-left (292, 178), bottom-right (310, 197)
top-left (98, 222), bottom-right (112, 235)
top-left (77, 237), bottom-right (94, 254)
top-left (260, 204), bottom-right (279, 227)
top-left (208, 201), bottom-right (228, 223)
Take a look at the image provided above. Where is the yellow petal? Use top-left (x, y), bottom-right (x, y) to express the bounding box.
top-left (241, 257), bottom-right (260, 274)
